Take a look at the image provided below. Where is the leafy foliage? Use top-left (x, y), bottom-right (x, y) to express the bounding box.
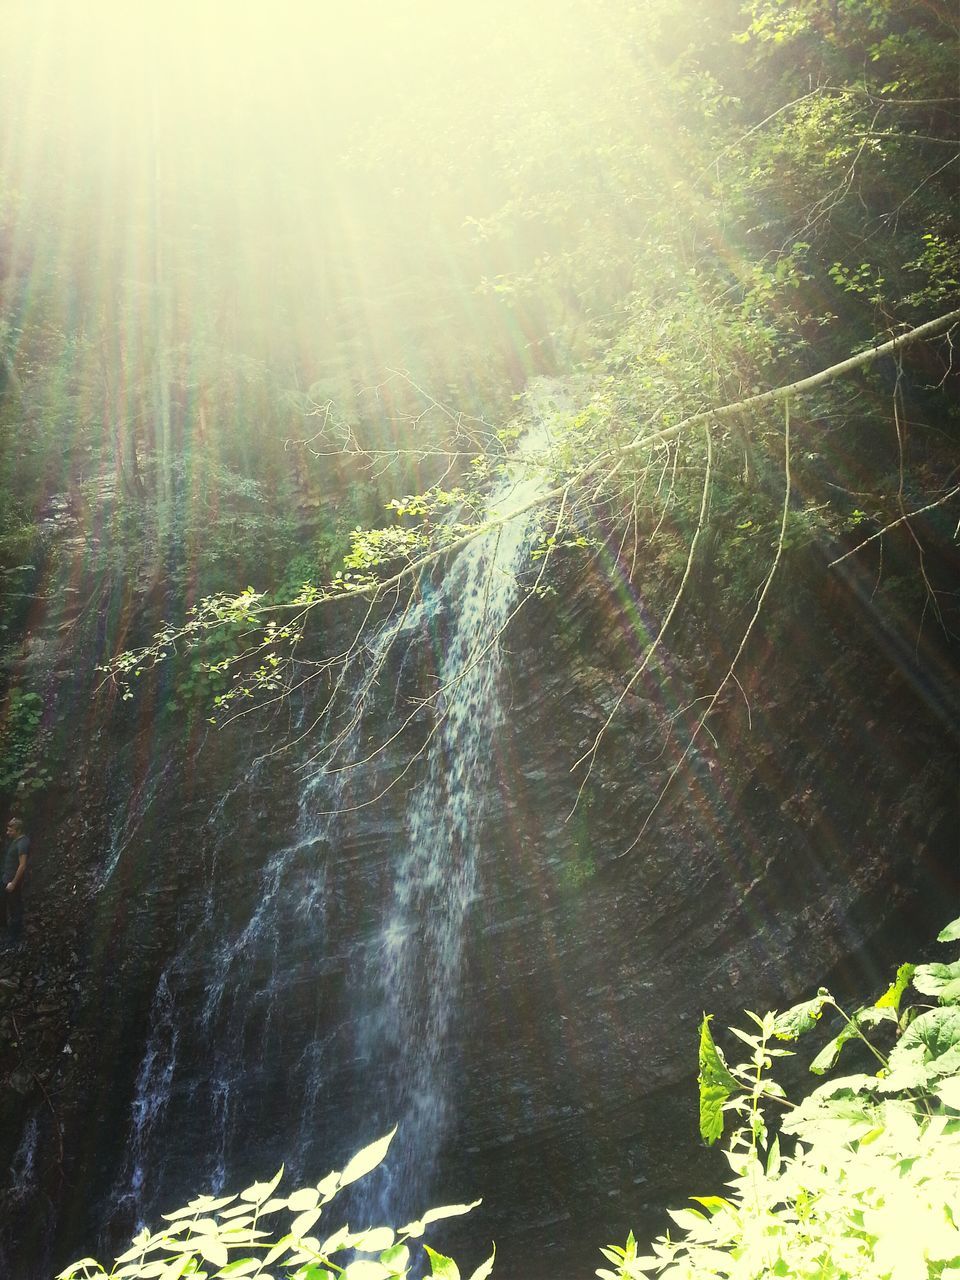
top-left (0, 688), bottom-right (49, 799)
top-left (58, 1128), bottom-right (494, 1280)
top-left (600, 914), bottom-right (960, 1278)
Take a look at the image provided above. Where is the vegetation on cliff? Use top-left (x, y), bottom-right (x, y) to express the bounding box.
top-left (3, 4), bottom-right (957, 736)
top-left (72, 0), bottom-right (960, 833)
top-left (0, 1), bottom-right (957, 1274)
top-left (57, 912), bottom-right (960, 1279)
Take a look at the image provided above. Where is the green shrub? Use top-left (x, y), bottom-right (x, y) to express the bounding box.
top-left (58, 1128), bottom-right (494, 1280)
top-left (601, 915), bottom-right (960, 1279)
top-left (59, 918), bottom-right (960, 1280)
top-left (0, 688), bottom-right (49, 798)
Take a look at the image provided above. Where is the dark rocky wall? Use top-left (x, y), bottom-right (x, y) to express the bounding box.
top-left (0, 531), bottom-right (957, 1280)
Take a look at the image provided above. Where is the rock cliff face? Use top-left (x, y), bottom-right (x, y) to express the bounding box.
top-left (0, 527), bottom-right (956, 1280)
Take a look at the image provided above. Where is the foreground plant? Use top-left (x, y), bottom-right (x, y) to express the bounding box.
top-left (601, 913), bottom-right (960, 1279)
top-left (59, 1127), bottom-right (494, 1280)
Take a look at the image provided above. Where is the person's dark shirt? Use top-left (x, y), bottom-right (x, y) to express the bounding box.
top-left (2, 835), bottom-right (30, 884)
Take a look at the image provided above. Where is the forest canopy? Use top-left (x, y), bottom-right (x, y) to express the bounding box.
top-left (1, 0), bottom-right (958, 795)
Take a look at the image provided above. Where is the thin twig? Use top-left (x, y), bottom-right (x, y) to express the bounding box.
top-left (568, 425), bottom-right (714, 812)
top-left (620, 397), bottom-right (793, 857)
top-left (828, 485), bottom-right (960, 567)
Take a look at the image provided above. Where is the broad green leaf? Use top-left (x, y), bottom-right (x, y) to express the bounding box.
top-left (667, 1208), bottom-right (707, 1233)
top-left (691, 1196), bottom-right (734, 1214)
top-left (287, 1187), bottom-right (321, 1212)
top-left (240, 1167), bottom-right (284, 1205)
top-left (810, 1024), bottom-right (856, 1075)
top-left (379, 1242), bottom-right (410, 1270)
top-left (219, 1204), bottom-right (258, 1222)
top-left (937, 915), bottom-right (960, 943)
top-left (913, 960), bottom-right (960, 1004)
top-left (198, 1238), bottom-right (228, 1268)
top-left (424, 1244), bottom-right (461, 1280)
top-left (809, 1006), bottom-right (893, 1075)
top-left (343, 1262), bottom-right (392, 1280)
top-left (467, 1244), bottom-right (496, 1280)
top-left (184, 1216), bottom-right (218, 1235)
top-left (261, 1233), bottom-right (295, 1268)
top-left (291, 1207), bottom-right (323, 1238)
top-left (421, 1200), bottom-right (481, 1227)
top-left (339, 1128), bottom-right (397, 1188)
top-left (159, 1255), bottom-right (195, 1280)
top-left (876, 1056), bottom-right (931, 1093)
top-left (810, 1073), bottom-right (880, 1099)
top-left (163, 1194), bottom-right (237, 1222)
top-left (936, 1076), bottom-right (960, 1109)
top-left (319, 1225), bottom-right (352, 1254)
top-left (894, 1005), bottom-right (960, 1066)
top-left (316, 1171), bottom-right (340, 1202)
top-left (698, 1015), bottom-right (738, 1144)
top-left (115, 1230), bottom-right (153, 1264)
top-left (876, 962), bottom-right (916, 1010)
top-left (214, 1260), bottom-right (262, 1277)
top-left (352, 1226), bottom-right (394, 1252)
top-left (127, 1263), bottom-right (170, 1279)
top-left (782, 1092), bottom-right (881, 1144)
top-left (772, 989), bottom-right (831, 1040)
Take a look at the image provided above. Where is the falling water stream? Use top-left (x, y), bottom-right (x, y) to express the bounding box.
top-left (113, 382), bottom-right (568, 1235)
top-left (358, 410), bottom-right (553, 1215)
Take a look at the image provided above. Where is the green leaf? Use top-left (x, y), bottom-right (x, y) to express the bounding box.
top-left (318, 1225), bottom-right (352, 1255)
top-left (198, 1238), bottom-right (228, 1268)
top-left (810, 1019), bottom-right (860, 1075)
top-left (698, 1015), bottom-right (739, 1144)
top-left (936, 1076), bottom-right (960, 1109)
top-left (424, 1245), bottom-right (461, 1280)
top-left (808, 1006), bottom-right (894, 1076)
top-left (913, 960), bottom-right (960, 1004)
top-left (772, 989), bottom-right (831, 1040)
top-left (240, 1167), bottom-right (284, 1204)
top-left (690, 1195), bottom-right (733, 1214)
top-left (876, 963), bottom-right (916, 1010)
top-left (466, 1246), bottom-right (495, 1280)
top-left (937, 915), bottom-right (960, 943)
top-left (343, 1262), bottom-right (392, 1280)
top-left (352, 1226), bottom-right (394, 1252)
top-left (421, 1200), bottom-right (481, 1227)
top-left (261, 1234), bottom-right (295, 1268)
top-left (316, 1170), bottom-right (340, 1202)
top-left (291, 1206), bottom-right (323, 1237)
top-left (338, 1128), bottom-right (396, 1188)
top-left (379, 1243), bottom-right (410, 1271)
top-left (889, 1005), bottom-right (960, 1074)
top-left (286, 1187), bottom-right (321, 1212)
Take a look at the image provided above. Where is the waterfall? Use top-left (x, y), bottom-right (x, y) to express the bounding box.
top-left (110, 381), bottom-right (565, 1235)
top-left (359, 407), bottom-right (555, 1215)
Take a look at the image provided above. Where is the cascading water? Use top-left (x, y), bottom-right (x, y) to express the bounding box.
top-left (359, 423), bottom-right (551, 1216)
top-left (109, 381), bottom-right (566, 1239)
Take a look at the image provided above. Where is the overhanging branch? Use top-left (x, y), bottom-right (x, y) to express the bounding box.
top-left (628, 307), bottom-right (960, 451)
top-left (315, 307), bottom-right (960, 607)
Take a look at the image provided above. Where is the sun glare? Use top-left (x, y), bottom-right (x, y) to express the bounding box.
top-left (3, 0), bottom-right (664, 401)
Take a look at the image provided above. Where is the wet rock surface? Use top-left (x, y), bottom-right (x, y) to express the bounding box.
top-left (0, 539), bottom-right (957, 1279)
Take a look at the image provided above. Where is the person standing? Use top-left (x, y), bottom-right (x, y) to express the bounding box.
top-left (2, 817), bottom-right (30, 946)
